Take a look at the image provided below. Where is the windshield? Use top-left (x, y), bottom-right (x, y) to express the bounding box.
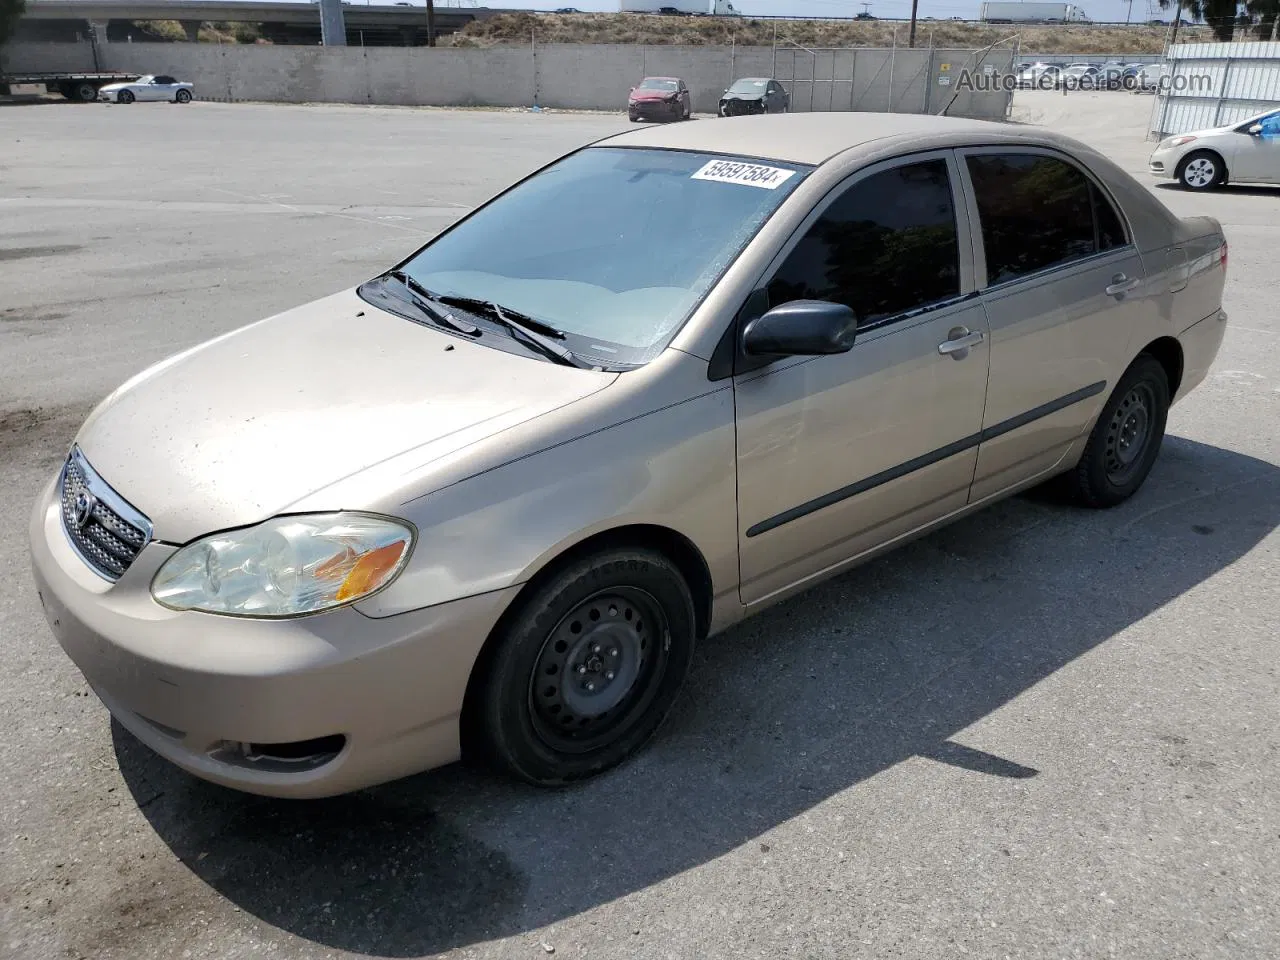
top-left (378, 147), bottom-right (809, 367)
top-left (638, 78), bottom-right (678, 92)
top-left (728, 79), bottom-right (768, 94)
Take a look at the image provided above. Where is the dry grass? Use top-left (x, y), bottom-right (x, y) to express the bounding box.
top-left (129, 20), bottom-right (267, 44)
top-left (443, 13), bottom-right (1210, 54)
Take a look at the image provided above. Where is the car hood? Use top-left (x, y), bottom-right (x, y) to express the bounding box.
top-left (99, 83), bottom-right (131, 92)
top-left (74, 289), bottom-right (617, 543)
top-left (1165, 122), bottom-right (1237, 142)
top-left (721, 91), bottom-right (765, 100)
top-left (630, 91), bottom-right (675, 101)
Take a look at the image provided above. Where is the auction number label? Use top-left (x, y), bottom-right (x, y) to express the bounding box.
top-left (692, 160), bottom-right (796, 190)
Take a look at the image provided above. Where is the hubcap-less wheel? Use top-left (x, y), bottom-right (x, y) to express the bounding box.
top-left (176, 90), bottom-right (191, 103)
top-left (1182, 156), bottom-right (1216, 188)
top-left (118, 90), bottom-right (134, 104)
top-left (1104, 383), bottom-right (1154, 484)
top-left (529, 587), bottom-right (667, 754)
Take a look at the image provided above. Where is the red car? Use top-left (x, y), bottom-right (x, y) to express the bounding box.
top-left (627, 76), bottom-right (691, 123)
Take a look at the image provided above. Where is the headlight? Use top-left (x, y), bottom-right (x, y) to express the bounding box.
top-left (1165, 135), bottom-right (1198, 148)
top-left (151, 513), bottom-right (414, 618)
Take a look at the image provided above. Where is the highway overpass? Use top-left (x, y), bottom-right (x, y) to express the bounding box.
top-left (15, 1), bottom-right (519, 45)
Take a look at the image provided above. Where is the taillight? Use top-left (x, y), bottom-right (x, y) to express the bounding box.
top-left (1219, 239), bottom-right (1228, 271)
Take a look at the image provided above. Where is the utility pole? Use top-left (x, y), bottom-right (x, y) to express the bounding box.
top-left (1125, 0), bottom-right (1133, 23)
top-left (426, 0), bottom-right (437, 46)
top-left (1272, 5), bottom-right (1279, 40)
top-left (1169, 0), bottom-right (1183, 44)
top-left (909, 0), bottom-right (920, 46)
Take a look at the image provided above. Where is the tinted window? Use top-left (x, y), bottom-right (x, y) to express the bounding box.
top-left (766, 159), bottom-right (960, 327)
top-left (967, 153), bottom-right (1125, 284)
top-left (1092, 182), bottom-right (1126, 251)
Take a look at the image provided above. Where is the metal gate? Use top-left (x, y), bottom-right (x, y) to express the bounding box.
top-left (1150, 40), bottom-right (1280, 139)
top-left (769, 41), bottom-right (1017, 120)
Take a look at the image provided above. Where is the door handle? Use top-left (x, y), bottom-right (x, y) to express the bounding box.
top-left (1105, 273), bottom-right (1142, 297)
top-left (938, 328), bottom-right (985, 357)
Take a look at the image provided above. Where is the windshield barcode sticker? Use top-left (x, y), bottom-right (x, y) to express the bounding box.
top-left (691, 160), bottom-right (796, 190)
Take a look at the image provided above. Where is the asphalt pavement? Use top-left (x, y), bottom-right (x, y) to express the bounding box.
top-left (1, 92), bottom-right (1277, 960)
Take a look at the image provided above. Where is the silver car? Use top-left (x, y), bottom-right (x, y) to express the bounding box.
top-left (30, 114), bottom-right (1229, 798)
top-left (98, 74), bottom-right (195, 104)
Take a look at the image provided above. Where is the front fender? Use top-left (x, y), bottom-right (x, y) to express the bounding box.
top-left (353, 384), bottom-right (739, 623)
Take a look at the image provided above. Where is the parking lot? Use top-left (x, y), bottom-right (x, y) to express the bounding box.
top-left (1, 91), bottom-right (1277, 960)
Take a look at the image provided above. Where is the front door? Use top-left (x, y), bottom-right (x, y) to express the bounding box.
top-left (734, 153), bottom-right (991, 605)
top-left (144, 77), bottom-right (175, 101)
top-left (1228, 111), bottom-right (1280, 183)
top-left (959, 148), bottom-right (1151, 501)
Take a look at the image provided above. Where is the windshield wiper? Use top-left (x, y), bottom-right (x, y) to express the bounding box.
top-left (430, 294), bottom-right (565, 339)
top-left (432, 295), bottom-right (589, 369)
top-left (383, 270), bottom-right (479, 336)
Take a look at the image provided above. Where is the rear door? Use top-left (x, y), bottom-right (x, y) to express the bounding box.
top-left (958, 148), bottom-right (1150, 502)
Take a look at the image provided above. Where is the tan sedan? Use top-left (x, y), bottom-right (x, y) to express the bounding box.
top-left (30, 113), bottom-right (1228, 798)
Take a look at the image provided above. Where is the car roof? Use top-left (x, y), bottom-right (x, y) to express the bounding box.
top-left (640, 76), bottom-right (680, 81)
top-left (595, 112), bottom-right (1027, 166)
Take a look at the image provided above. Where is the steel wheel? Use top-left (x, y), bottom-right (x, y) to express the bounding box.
top-left (469, 546), bottom-right (696, 785)
top-left (1103, 382), bottom-right (1155, 485)
top-left (1056, 354), bottom-right (1170, 508)
top-left (528, 586), bottom-right (668, 754)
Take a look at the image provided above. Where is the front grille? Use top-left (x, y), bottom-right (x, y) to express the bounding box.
top-left (59, 447), bottom-right (152, 581)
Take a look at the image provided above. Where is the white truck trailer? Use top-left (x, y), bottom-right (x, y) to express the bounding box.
top-left (980, 2), bottom-right (1091, 23)
top-left (620, 0), bottom-right (741, 15)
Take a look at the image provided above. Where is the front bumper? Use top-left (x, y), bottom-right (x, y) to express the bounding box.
top-left (629, 99), bottom-right (681, 119)
top-left (719, 99), bottom-right (765, 117)
top-left (1148, 146), bottom-right (1179, 178)
top-left (29, 473), bottom-right (520, 798)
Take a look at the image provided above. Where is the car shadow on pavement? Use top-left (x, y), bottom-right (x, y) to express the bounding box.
top-left (1154, 182), bottom-right (1280, 197)
top-left (114, 435), bottom-right (1280, 957)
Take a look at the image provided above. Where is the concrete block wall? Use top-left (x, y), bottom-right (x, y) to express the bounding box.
top-left (2, 40), bottom-right (1012, 120)
top-left (1, 41), bottom-right (97, 74)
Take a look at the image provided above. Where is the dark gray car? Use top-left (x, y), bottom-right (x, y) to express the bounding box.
top-left (719, 77), bottom-right (789, 117)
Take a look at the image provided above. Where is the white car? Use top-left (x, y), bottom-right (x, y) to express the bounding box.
top-left (1149, 109), bottom-right (1280, 190)
top-left (99, 74), bottom-right (195, 104)
top-left (1016, 63), bottom-right (1061, 89)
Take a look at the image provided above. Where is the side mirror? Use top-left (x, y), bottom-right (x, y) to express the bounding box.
top-left (743, 300), bottom-right (857, 357)
top-left (1249, 123), bottom-right (1264, 135)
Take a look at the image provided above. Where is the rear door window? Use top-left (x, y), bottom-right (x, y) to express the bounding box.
top-left (965, 153), bottom-right (1125, 285)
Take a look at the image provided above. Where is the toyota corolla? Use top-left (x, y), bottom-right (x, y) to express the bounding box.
top-left (30, 114), bottom-right (1228, 798)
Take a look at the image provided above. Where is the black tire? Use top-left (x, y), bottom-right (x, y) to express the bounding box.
top-left (175, 89), bottom-right (192, 103)
top-left (1177, 149), bottom-right (1224, 191)
top-left (470, 547), bottom-right (696, 786)
top-left (116, 89), bottom-right (135, 104)
top-left (1063, 354), bottom-right (1170, 508)
top-left (74, 82), bottom-right (98, 102)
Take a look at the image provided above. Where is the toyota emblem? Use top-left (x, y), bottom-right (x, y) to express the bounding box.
top-left (73, 491), bottom-right (98, 530)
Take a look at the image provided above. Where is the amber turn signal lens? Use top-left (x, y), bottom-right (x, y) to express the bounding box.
top-left (337, 541), bottom-right (409, 601)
